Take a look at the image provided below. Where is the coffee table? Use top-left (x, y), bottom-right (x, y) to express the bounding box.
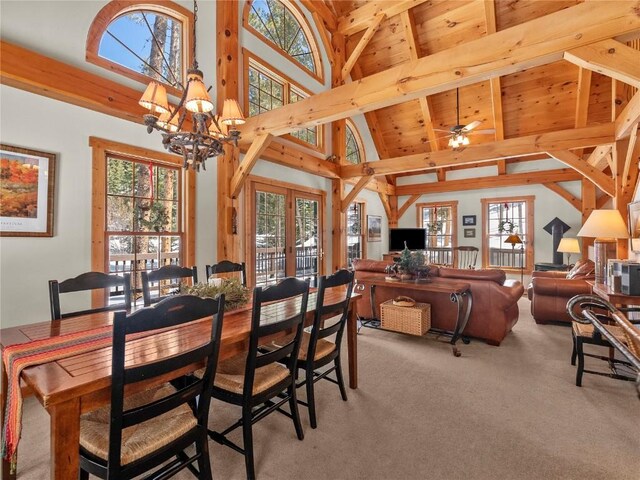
top-left (356, 275), bottom-right (472, 356)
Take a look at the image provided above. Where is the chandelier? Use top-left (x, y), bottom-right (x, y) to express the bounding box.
top-left (138, 0), bottom-right (245, 171)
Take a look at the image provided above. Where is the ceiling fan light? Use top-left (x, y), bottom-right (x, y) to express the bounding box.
top-left (185, 71), bottom-right (214, 113)
top-left (450, 139), bottom-right (459, 149)
top-left (139, 81), bottom-right (169, 115)
top-left (462, 136), bottom-right (470, 146)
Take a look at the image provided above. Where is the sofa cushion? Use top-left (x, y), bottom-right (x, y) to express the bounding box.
top-left (352, 258), bottom-right (390, 273)
top-left (438, 267), bottom-right (506, 285)
top-left (566, 259), bottom-right (595, 279)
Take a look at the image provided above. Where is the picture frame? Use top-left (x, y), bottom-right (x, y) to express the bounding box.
top-left (463, 228), bottom-right (476, 238)
top-left (628, 201), bottom-right (640, 252)
top-left (367, 214), bottom-right (382, 242)
top-left (0, 144), bottom-right (56, 237)
top-left (462, 215), bottom-right (476, 226)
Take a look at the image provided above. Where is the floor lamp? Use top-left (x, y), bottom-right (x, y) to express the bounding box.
top-left (504, 233), bottom-right (524, 283)
top-left (576, 209), bottom-right (629, 285)
top-left (557, 237), bottom-right (581, 266)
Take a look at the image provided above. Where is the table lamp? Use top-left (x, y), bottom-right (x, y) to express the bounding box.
top-left (576, 209), bottom-right (628, 285)
top-left (504, 233), bottom-right (524, 283)
top-left (557, 237), bottom-right (580, 265)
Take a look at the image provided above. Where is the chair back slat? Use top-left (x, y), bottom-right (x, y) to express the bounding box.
top-left (206, 260), bottom-right (246, 286)
top-left (141, 265), bottom-right (198, 306)
top-left (49, 272), bottom-right (132, 321)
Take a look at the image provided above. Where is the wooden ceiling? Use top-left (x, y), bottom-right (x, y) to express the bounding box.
top-left (332, 0), bottom-right (624, 161)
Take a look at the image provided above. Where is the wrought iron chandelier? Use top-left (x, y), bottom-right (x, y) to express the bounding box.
top-left (138, 0), bottom-right (244, 171)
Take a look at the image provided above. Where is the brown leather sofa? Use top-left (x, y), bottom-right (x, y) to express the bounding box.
top-left (527, 259), bottom-right (595, 324)
top-left (352, 259), bottom-right (524, 346)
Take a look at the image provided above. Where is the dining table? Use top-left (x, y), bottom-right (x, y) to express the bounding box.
top-left (1, 288), bottom-right (361, 480)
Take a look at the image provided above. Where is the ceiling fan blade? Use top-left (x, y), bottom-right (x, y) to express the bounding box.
top-left (469, 128), bottom-right (496, 135)
top-left (462, 120), bottom-right (482, 132)
top-left (433, 128), bottom-right (452, 133)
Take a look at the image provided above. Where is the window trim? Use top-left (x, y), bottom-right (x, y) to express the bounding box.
top-left (416, 201), bottom-right (458, 263)
top-left (242, 0), bottom-right (324, 84)
top-left (243, 49), bottom-right (325, 153)
top-left (86, 1), bottom-right (193, 97)
top-left (345, 119), bottom-right (365, 165)
top-left (90, 136), bottom-right (195, 306)
top-left (481, 195), bottom-right (535, 272)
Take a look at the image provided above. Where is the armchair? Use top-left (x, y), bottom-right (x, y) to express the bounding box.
top-left (527, 259), bottom-right (595, 324)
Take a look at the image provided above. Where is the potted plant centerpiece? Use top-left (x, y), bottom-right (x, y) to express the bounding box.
top-left (396, 242), bottom-right (429, 281)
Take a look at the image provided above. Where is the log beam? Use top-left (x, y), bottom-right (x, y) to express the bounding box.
top-left (616, 91), bottom-right (640, 140)
top-left (341, 13), bottom-right (386, 81)
top-left (341, 175), bottom-right (373, 211)
top-left (239, 2), bottom-right (640, 145)
top-left (230, 133), bottom-right (273, 199)
top-left (586, 144), bottom-right (613, 169)
top-left (564, 39), bottom-right (640, 88)
top-left (547, 150), bottom-right (614, 197)
top-left (337, 0), bottom-right (430, 35)
top-left (543, 183), bottom-right (581, 211)
top-left (396, 169), bottom-right (582, 196)
top-left (301, 0), bottom-right (337, 31)
top-left (398, 194), bottom-right (422, 219)
top-left (341, 124), bottom-right (615, 178)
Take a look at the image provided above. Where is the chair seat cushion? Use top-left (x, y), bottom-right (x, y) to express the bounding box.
top-left (213, 353), bottom-right (289, 395)
top-left (265, 332), bottom-right (336, 362)
top-left (79, 383), bottom-right (196, 465)
top-left (573, 321), bottom-right (625, 342)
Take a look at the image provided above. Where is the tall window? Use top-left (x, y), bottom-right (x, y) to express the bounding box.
top-left (244, 0), bottom-right (323, 82)
top-left (245, 54), bottom-right (322, 150)
top-left (418, 201), bottom-right (457, 265)
top-left (86, 3), bottom-right (191, 93)
top-left (482, 197), bottom-right (534, 271)
top-left (91, 138), bottom-right (195, 307)
top-left (345, 120), bottom-right (363, 164)
top-left (347, 201), bottom-right (366, 267)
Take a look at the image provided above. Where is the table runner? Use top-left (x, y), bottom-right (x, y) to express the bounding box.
top-left (1, 325), bottom-right (112, 467)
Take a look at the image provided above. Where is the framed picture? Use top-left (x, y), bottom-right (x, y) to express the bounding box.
top-left (367, 215), bottom-right (382, 242)
top-left (462, 215), bottom-right (476, 226)
top-left (463, 228), bottom-right (476, 238)
top-left (628, 201), bottom-right (640, 252)
top-left (0, 144), bottom-right (56, 237)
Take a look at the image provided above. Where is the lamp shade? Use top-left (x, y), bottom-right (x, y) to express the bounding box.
top-left (221, 99), bottom-right (246, 126)
top-left (185, 72), bottom-right (214, 113)
top-left (576, 209), bottom-right (629, 239)
top-left (504, 234), bottom-right (523, 245)
top-left (139, 82), bottom-right (169, 115)
top-left (557, 237), bottom-right (580, 254)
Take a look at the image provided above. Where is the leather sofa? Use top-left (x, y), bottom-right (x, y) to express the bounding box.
top-left (527, 259), bottom-right (595, 324)
top-left (352, 259), bottom-right (524, 346)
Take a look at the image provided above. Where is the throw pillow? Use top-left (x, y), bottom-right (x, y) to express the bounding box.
top-left (566, 259), bottom-right (595, 279)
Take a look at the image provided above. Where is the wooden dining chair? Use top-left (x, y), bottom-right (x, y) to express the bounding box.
top-left (48, 271), bottom-right (132, 320)
top-left (206, 277), bottom-right (309, 480)
top-left (78, 294), bottom-right (225, 480)
top-left (295, 269), bottom-right (354, 428)
top-left (141, 264), bottom-right (198, 306)
top-left (205, 260), bottom-right (246, 286)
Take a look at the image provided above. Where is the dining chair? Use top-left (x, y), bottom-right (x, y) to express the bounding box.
top-left (49, 271), bottom-right (132, 320)
top-left (141, 264), bottom-right (198, 306)
top-left (454, 246), bottom-right (479, 269)
top-left (206, 277), bottom-right (309, 480)
top-left (78, 294), bottom-right (225, 480)
top-left (205, 260), bottom-right (246, 286)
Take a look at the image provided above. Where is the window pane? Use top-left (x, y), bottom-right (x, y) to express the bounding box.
top-left (107, 157), bottom-right (133, 195)
top-left (107, 196), bottom-right (133, 231)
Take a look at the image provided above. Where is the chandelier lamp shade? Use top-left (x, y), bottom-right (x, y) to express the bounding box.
top-left (138, 0), bottom-right (245, 171)
top-left (577, 209), bottom-right (629, 285)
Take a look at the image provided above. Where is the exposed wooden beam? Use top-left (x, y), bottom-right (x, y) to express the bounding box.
top-left (239, 2), bottom-right (640, 145)
top-left (622, 128), bottom-right (640, 202)
top-left (586, 144), bottom-right (613, 169)
top-left (616, 91), bottom-right (640, 140)
top-left (341, 13), bottom-right (386, 81)
top-left (230, 133), bottom-right (273, 199)
top-left (341, 175), bottom-right (373, 211)
top-left (341, 124), bottom-right (615, 178)
top-left (247, 140), bottom-right (340, 179)
top-left (301, 0), bottom-right (337, 31)
top-left (337, 0), bottom-right (429, 35)
top-left (378, 192), bottom-right (393, 221)
top-left (575, 67), bottom-right (593, 130)
top-left (564, 39), bottom-right (640, 88)
top-left (547, 150), bottom-right (614, 197)
top-left (396, 169), bottom-right (582, 196)
top-left (436, 169), bottom-right (446, 182)
top-left (398, 194), bottom-right (421, 219)
top-left (582, 179), bottom-right (596, 254)
top-left (543, 183), bottom-right (581, 211)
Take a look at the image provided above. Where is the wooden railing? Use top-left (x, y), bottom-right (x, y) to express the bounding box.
top-left (255, 246), bottom-right (319, 285)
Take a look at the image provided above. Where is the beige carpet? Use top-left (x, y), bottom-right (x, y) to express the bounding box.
top-left (14, 298), bottom-right (640, 479)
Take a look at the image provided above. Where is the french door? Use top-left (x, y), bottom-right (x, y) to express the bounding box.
top-left (248, 180), bottom-right (324, 287)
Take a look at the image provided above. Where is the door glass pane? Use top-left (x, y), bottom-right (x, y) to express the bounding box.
top-left (295, 197), bottom-right (319, 284)
top-left (255, 190), bottom-right (287, 287)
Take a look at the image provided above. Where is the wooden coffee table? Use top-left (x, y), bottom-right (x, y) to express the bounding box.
top-left (356, 276), bottom-right (472, 357)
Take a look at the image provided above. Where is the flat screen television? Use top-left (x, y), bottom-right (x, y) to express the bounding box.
top-left (389, 228), bottom-right (427, 251)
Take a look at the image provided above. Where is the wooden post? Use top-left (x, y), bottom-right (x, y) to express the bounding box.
top-left (216, 0), bottom-right (240, 262)
top-left (581, 178), bottom-right (596, 259)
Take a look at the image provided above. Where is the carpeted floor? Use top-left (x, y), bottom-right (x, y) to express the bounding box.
top-left (14, 298), bottom-right (640, 479)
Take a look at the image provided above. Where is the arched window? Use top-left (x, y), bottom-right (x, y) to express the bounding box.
top-left (243, 0), bottom-right (323, 82)
top-left (86, 1), bottom-right (192, 94)
top-left (345, 120), bottom-right (364, 164)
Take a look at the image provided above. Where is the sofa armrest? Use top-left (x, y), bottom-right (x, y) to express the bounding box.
top-left (531, 277), bottom-right (591, 297)
top-left (492, 282), bottom-right (525, 310)
top-left (531, 271), bottom-right (567, 279)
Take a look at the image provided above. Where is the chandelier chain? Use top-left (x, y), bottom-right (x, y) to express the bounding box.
top-left (192, 0), bottom-right (198, 69)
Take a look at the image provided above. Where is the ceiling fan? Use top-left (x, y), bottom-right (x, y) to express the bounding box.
top-left (434, 88), bottom-right (495, 149)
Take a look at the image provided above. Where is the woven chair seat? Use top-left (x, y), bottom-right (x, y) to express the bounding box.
top-left (573, 321), bottom-right (626, 342)
top-left (79, 383), bottom-right (196, 465)
top-left (207, 353), bottom-right (289, 395)
top-left (264, 332), bottom-right (336, 362)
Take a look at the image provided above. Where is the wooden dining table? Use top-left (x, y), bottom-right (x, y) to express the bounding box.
top-left (1, 288), bottom-right (361, 479)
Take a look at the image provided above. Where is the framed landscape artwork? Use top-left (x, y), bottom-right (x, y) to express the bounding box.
top-left (0, 144), bottom-right (56, 237)
top-left (367, 215), bottom-right (382, 242)
top-left (464, 228), bottom-right (476, 238)
top-left (462, 215), bottom-right (476, 226)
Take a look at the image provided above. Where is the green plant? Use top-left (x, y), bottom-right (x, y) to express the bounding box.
top-left (396, 244), bottom-right (426, 274)
top-left (179, 277), bottom-right (249, 310)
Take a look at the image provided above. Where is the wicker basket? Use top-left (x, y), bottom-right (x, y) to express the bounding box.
top-left (380, 300), bottom-right (431, 336)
